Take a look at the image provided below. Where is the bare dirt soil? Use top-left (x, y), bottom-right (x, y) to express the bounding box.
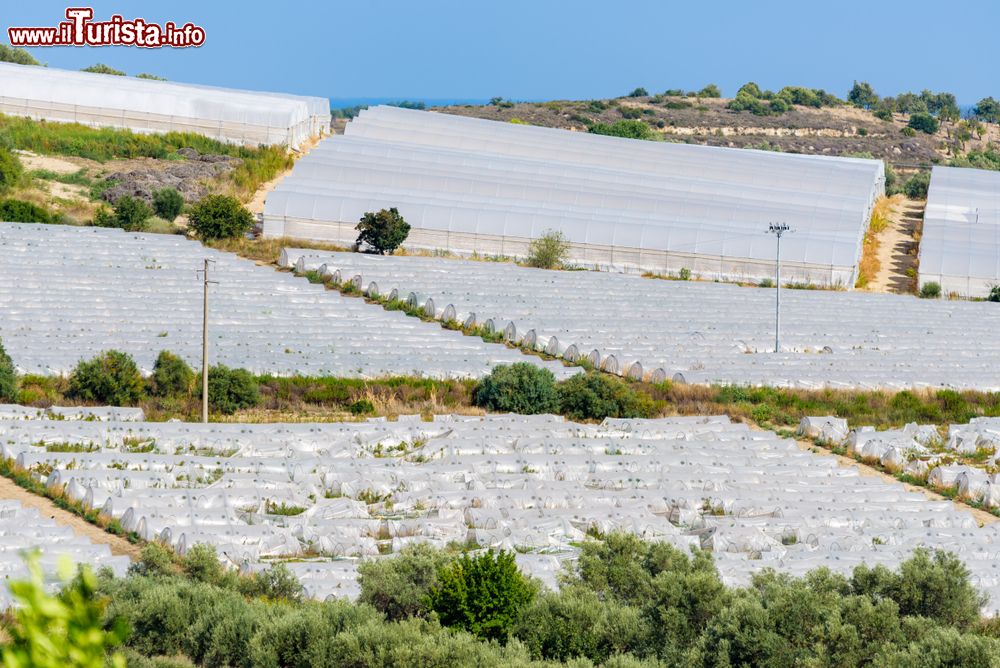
top-left (869, 198), bottom-right (924, 293)
top-left (0, 476), bottom-right (140, 559)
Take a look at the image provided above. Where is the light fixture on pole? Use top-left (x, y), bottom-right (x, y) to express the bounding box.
top-left (767, 222), bottom-right (792, 353)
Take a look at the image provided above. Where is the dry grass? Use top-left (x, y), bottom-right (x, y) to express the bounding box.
top-left (855, 195), bottom-right (902, 288)
top-left (205, 236), bottom-right (350, 265)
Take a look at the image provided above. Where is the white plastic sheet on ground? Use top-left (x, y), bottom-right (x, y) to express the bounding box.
top-left (0, 223), bottom-right (569, 379)
top-left (280, 249), bottom-right (1000, 391)
top-left (5, 411), bottom-right (1000, 612)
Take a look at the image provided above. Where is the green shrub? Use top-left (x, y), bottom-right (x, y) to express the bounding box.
top-left (557, 372), bottom-right (657, 421)
top-left (101, 195), bottom-right (152, 232)
top-left (908, 112), bottom-right (939, 134)
top-left (189, 194), bottom-right (254, 240)
top-left (678, 267), bottom-right (691, 280)
top-left (526, 229), bottom-right (570, 269)
top-left (237, 564), bottom-right (303, 602)
top-left (427, 550), bottom-right (536, 641)
top-left (0, 338), bottom-right (17, 402)
top-left (0, 146), bottom-right (23, 193)
top-left (67, 350), bottom-right (145, 405)
top-left (698, 84), bottom-right (721, 98)
top-left (472, 363), bottom-right (560, 414)
top-left (920, 281), bottom-right (941, 298)
top-left (0, 198), bottom-right (52, 223)
top-left (988, 285), bottom-right (1000, 303)
top-left (358, 542), bottom-right (452, 620)
top-left (588, 120), bottom-right (655, 140)
top-left (148, 350), bottom-right (194, 397)
top-left (205, 364), bottom-right (261, 415)
top-left (182, 544), bottom-right (224, 585)
top-left (627, 87), bottom-right (648, 98)
top-left (355, 207), bottom-right (410, 254)
top-left (129, 543), bottom-right (178, 578)
top-left (348, 398), bottom-right (375, 415)
top-left (903, 171), bottom-right (931, 199)
top-left (81, 63), bottom-right (125, 76)
top-left (151, 188), bottom-right (183, 222)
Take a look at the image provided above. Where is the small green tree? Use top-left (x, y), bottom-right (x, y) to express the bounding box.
top-left (152, 188), bottom-right (184, 222)
top-left (355, 207), bottom-right (410, 254)
top-left (182, 544), bottom-right (224, 585)
top-left (0, 337), bottom-right (17, 402)
top-left (627, 87), bottom-right (648, 98)
top-left (205, 364), bottom-right (260, 414)
top-left (526, 229), bottom-right (570, 269)
top-left (908, 112), bottom-right (939, 134)
top-left (973, 96), bottom-right (1000, 123)
top-left (67, 350), bottom-right (145, 405)
top-left (1, 556), bottom-right (127, 668)
top-left (189, 194), bottom-right (255, 240)
top-left (988, 285), bottom-right (1000, 303)
top-left (426, 550), bottom-right (536, 641)
top-left (149, 350), bottom-right (194, 397)
top-left (104, 196), bottom-right (152, 232)
top-left (358, 543), bottom-right (452, 620)
top-left (472, 363), bottom-right (560, 414)
top-left (0, 43), bottom-right (40, 66)
top-left (0, 146), bottom-right (24, 194)
top-left (81, 63), bottom-right (125, 76)
top-left (847, 81), bottom-right (879, 109)
top-left (698, 84), bottom-right (721, 98)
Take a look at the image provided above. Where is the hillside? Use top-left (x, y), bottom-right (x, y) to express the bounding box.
top-left (427, 94), bottom-right (998, 169)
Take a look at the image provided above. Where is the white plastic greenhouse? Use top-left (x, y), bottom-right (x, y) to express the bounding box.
top-left (263, 106), bottom-right (885, 285)
top-left (0, 223), bottom-right (567, 379)
top-left (0, 62), bottom-right (329, 147)
top-left (6, 409), bottom-right (1000, 612)
top-left (920, 166), bottom-right (1000, 297)
top-left (282, 249), bottom-right (1000, 391)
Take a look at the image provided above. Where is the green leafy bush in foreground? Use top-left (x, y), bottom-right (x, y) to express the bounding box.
top-left (0, 197), bottom-right (53, 223)
top-left (188, 194), bottom-right (255, 240)
top-left (73, 535), bottom-right (1000, 668)
top-left (152, 187), bottom-right (184, 222)
top-left (148, 350), bottom-right (194, 398)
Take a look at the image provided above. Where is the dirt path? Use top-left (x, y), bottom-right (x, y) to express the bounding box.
top-left (246, 135), bottom-right (324, 215)
top-left (790, 438), bottom-right (998, 527)
top-left (0, 477), bottom-right (140, 560)
top-left (868, 197), bottom-right (924, 294)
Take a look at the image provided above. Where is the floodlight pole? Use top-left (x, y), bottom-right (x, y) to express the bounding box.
top-left (198, 259), bottom-right (218, 423)
top-left (767, 223), bottom-right (791, 353)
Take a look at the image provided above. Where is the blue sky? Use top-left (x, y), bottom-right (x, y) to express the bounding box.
top-left (4, 0), bottom-right (995, 105)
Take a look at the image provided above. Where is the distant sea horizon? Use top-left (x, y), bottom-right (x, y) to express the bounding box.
top-left (330, 97), bottom-right (495, 110)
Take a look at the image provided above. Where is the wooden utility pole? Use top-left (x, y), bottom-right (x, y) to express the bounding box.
top-left (199, 259), bottom-right (217, 423)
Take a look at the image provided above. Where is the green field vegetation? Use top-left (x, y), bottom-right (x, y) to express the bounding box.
top-left (5, 536), bottom-right (1000, 668)
top-left (0, 114), bottom-right (292, 200)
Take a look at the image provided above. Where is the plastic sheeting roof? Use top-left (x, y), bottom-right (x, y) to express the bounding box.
top-left (264, 106), bottom-right (884, 284)
top-left (283, 249), bottom-right (1000, 391)
top-left (7, 411), bottom-right (1000, 612)
top-left (920, 166), bottom-right (1000, 297)
top-left (0, 223), bottom-right (569, 379)
top-left (0, 62), bottom-right (329, 147)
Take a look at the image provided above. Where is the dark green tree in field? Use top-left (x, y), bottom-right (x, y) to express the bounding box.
top-left (355, 207), bottom-right (410, 254)
top-left (472, 362), bottom-right (560, 414)
top-left (188, 194), bottom-right (254, 240)
top-left (974, 96), bottom-right (1000, 123)
top-left (152, 187), bottom-right (184, 222)
top-left (848, 81), bottom-right (879, 109)
top-left (426, 550), bottom-right (536, 641)
top-left (627, 87), bottom-right (649, 97)
top-left (0, 146), bottom-right (24, 194)
top-left (67, 350), bottom-right (145, 405)
top-left (0, 338), bottom-right (17, 402)
top-left (908, 112), bottom-right (940, 134)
